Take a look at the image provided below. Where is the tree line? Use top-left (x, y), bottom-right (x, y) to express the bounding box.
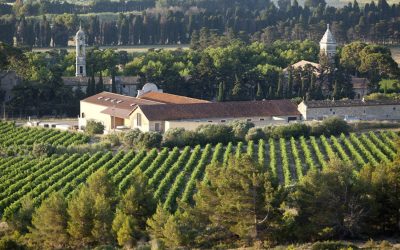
top-left (0, 0), bottom-right (399, 47)
top-left (1, 37), bottom-right (399, 117)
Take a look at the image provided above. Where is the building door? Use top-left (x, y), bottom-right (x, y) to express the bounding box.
top-left (155, 123), bottom-right (160, 131)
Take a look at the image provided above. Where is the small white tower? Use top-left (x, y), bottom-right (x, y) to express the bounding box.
top-left (319, 24), bottom-right (337, 61)
top-left (75, 24), bottom-right (86, 77)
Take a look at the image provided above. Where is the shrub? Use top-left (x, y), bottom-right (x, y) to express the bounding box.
top-left (137, 132), bottom-right (162, 149)
top-left (0, 237), bottom-right (25, 250)
top-left (196, 124), bottom-right (234, 145)
top-left (230, 120), bottom-right (254, 141)
top-left (123, 129), bottom-right (142, 148)
top-left (272, 123), bottom-right (310, 139)
top-left (313, 116), bottom-right (351, 136)
top-left (85, 120), bottom-right (104, 135)
top-left (103, 132), bottom-right (123, 147)
top-left (162, 128), bottom-right (202, 148)
top-left (245, 127), bottom-right (268, 141)
top-left (32, 143), bottom-right (54, 158)
top-left (311, 241), bottom-right (359, 250)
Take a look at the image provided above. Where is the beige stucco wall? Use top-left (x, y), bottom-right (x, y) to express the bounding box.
top-left (303, 104), bottom-right (400, 120)
top-left (164, 115), bottom-right (300, 132)
top-left (129, 108), bottom-right (151, 132)
top-left (298, 102), bottom-right (308, 120)
top-left (79, 101), bottom-right (112, 131)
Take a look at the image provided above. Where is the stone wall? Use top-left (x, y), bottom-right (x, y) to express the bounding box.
top-left (302, 104), bottom-right (400, 120)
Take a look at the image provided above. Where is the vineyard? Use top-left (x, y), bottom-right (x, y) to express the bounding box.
top-left (0, 122), bottom-right (90, 148)
top-left (0, 123), bottom-right (398, 217)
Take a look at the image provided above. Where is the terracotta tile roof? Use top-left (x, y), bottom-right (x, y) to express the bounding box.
top-left (137, 100), bottom-right (300, 121)
top-left (304, 99), bottom-right (400, 108)
top-left (139, 92), bottom-right (210, 104)
top-left (100, 107), bottom-right (133, 119)
top-left (82, 92), bottom-right (163, 110)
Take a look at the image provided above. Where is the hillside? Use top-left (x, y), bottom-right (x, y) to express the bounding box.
top-left (0, 121), bottom-right (398, 219)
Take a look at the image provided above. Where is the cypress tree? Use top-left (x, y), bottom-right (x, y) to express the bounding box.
top-left (287, 71), bottom-right (293, 98)
top-left (96, 72), bottom-right (104, 93)
top-left (276, 74), bottom-right (284, 98)
top-left (255, 82), bottom-right (263, 100)
top-left (86, 78), bottom-right (92, 97)
top-left (268, 85), bottom-right (274, 99)
top-left (217, 82), bottom-right (224, 102)
top-left (333, 80), bottom-right (340, 99)
top-left (111, 73), bottom-right (117, 93)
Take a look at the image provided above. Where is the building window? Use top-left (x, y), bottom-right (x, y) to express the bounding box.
top-left (123, 84), bottom-right (126, 88)
top-left (364, 110), bottom-right (366, 113)
top-left (247, 119), bottom-right (252, 122)
top-left (260, 118), bottom-right (265, 121)
top-left (333, 112), bottom-right (335, 115)
top-left (155, 123), bottom-right (160, 131)
top-left (137, 113), bottom-right (142, 126)
top-left (221, 120), bottom-right (226, 123)
top-left (330, 108), bottom-right (332, 111)
top-left (81, 112), bottom-right (85, 118)
top-left (208, 121), bottom-right (213, 123)
top-left (393, 107), bottom-right (396, 110)
top-left (79, 66), bottom-right (83, 74)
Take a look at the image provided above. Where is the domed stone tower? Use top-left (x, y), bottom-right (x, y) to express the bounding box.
top-left (75, 24), bottom-right (86, 77)
top-left (319, 24), bottom-right (337, 62)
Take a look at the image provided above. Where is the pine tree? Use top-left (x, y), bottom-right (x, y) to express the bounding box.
top-left (146, 205), bottom-right (170, 242)
top-left (112, 171), bottom-right (156, 247)
top-left (148, 156), bottom-right (279, 249)
top-left (116, 216), bottom-right (137, 248)
top-left (231, 76), bottom-right (245, 101)
top-left (92, 195), bottom-right (114, 244)
top-left (96, 72), bottom-right (104, 93)
top-left (29, 192), bottom-right (69, 249)
top-left (217, 82), bottom-right (224, 102)
top-left (68, 168), bottom-right (116, 247)
top-left (67, 187), bottom-right (95, 247)
top-left (6, 196), bottom-right (34, 233)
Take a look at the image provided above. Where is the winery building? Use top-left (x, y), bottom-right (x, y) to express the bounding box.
top-left (79, 88), bottom-right (301, 132)
top-left (298, 99), bottom-right (400, 121)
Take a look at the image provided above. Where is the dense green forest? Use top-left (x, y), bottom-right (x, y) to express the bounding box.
top-left (0, 0), bottom-right (399, 47)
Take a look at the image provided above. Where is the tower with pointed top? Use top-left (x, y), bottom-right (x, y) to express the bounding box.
top-left (75, 25), bottom-right (86, 77)
top-left (319, 24), bottom-right (337, 63)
